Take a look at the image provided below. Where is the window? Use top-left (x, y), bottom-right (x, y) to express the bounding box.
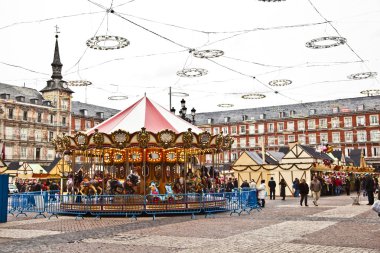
top-left (332, 107), bottom-right (340, 113)
top-left (278, 111), bottom-right (285, 118)
top-left (86, 120), bottom-right (91, 129)
top-left (356, 116), bottom-right (366, 126)
top-left (47, 149), bottom-right (55, 160)
top-left (240, 138), bottom-right (246, 148)
top-left (345, 131), bottom-right (353, 143)
top-left (298, 134), bottom-right (306, 145)
top-left (239, 125), bottom-right (246, 134)
top-left (344, 117), bottom-right (352, 128)
top-left (277, 122), bottom-right (284, 132)
top-left (213, 127), bottom-right (220, 135)
top-left (307, 119), bottom-right (316, 129)
top-left (260, 114), bottom-right (266, 119)
top-left (62, 117), bottom-right (66, 126)
top-left (50, 114), bottom-right (54, 124)
top-left (357, 104), bottom-right (365, 111)
top-left (331, 117), bottom-right (340, 128)
top-left (288, 135), bottom-right (295, 143)
top-left (370, 115), bottom-right (379, 125)
top-left (49, 131), bottom-right (54, 142)
top-left (258, 124), bottom-right (264, 134)
top-left (370, 130), bottom-right (380, 142)
top-left (75, 119), bottom-right (81, 131)
top-left (372, 147), bottom-right (380, 157)
top-left (231, 138), bottom-right (237, 148)
top-left (289, 110), bottom-right (296, 117)
top-left (258, 136), bottom-right (264, 146)
top-left (308, 133), bottom-right (316, 144)
top-left (61, 99), bottom-right (68, 110)
top-left (359, 147), bottom-right (367, 156)
top-left (319, 118), bottom-right (327, 129)
top-left (332, 132), bottom-right (340, 143)
top-left (37, 113), bottom-right (42, 123)
top-left (20, 147), bottom-right (27, 159)
top-left (222, 127), bottom-right (229, 135)
top-left (287, 121), bottom-right (294, 131)
top-left (207, 118), bottom-right (213, 124)
top-left (231, 126), bottom-right (237, 135)
top-left (8, 108), bottom-right (13, 119)
top-left (5, 127), bottom-right (13, 139)
top-left (249, 125), bottom-right (255, 134)
top-left (20, 128), bottom-right (28, 141)
top-left (23, 111), bottom-right (28, 121)
top-left (249, 137), bottom-right (256, 147)
top-left (278, 136), bottom-right (285, 146)
top-left (268, 136), bottom-right (276, 146)
top-left (309, 109), bottom-right (316, 115)
top-left (298, 120), bottom-right (305, 131)
top-left (35, 130), bottom-right (41, 142)
top-left (267, 123), bottom-right (274, 133)
top-left (320, 133), bottom-right (328, 144)
top-left (357, 131), bottom-right (367, 142)
top-left (232, 153), bottom-right (238, 161)
top-left (35, 147), bottom-right (41, 160)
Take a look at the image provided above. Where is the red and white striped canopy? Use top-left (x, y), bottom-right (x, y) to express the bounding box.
top-left (86, 96), bottom-right (202, 134)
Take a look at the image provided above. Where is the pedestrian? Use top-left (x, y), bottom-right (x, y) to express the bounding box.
top-left (299, 179), bottom-right (309, 206)
top-left (240, 180), bottom-right (250, 189)
top-left (293, 178), bottom-right (300, 197)
top-left (233, 178), bottom-right (238, 189)
top-left (345, 177), bottom-right (351, 196)
top-left (268, 177), bottom-right (276, 200)
top-left (365, 174), bottom-right (375, 205)
top-left (249, 179), bottom-right (256, 189)
top-left (310, 176), bottom-right (322, 206)
top-left (257, 180), bottom-right (267, 208)
top-left (226, 178), bottom-right (234, 192)
top-left (279, 178), bottom-right (287, 200)
top-left (354, 175), bottom-right (361, 196)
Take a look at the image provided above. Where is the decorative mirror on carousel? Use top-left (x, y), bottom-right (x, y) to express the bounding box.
top-left (154, 165), bottom-right (162, 179)
top-left (147, 150), bottom-right (162, 163)
top-left (165, 151), bottom-right (177, 163)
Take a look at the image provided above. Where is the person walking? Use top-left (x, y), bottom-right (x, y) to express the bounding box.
top-left (240, 180), bottom-right (250, 188)
top-left (354, 175), bottom-right (361, 196)
top-left (279, 178), bottom-right (287, 200)
top-left (268, 177), bottom-right (276, 200)
top-left (345, 177), bottom-right (351, 196)
top-left (257, 180), bottom-right (267, 208)
top-left (365, 174), bottom-right (375, 205)
top-left (293, 178), bottom-right (300, 197)
top-left (310, 176), bottom-right (322, 206)
top-left (299, 179), bottom-right (309, 206)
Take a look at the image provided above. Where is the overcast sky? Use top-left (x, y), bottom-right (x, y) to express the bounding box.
top-left (0, 0), bottom-right (379, 113)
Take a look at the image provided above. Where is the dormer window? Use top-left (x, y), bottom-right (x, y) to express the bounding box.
top-left (309, 109), bottom-right (316, 115)
top-left (0, 93), bottom-right (10, 99)
top-left (15, 95), bottom-right (25, 102)
top-left (279, 111), bottom-right (286, 118)
top-left (289, 110), bottom-right (296, 117)
top-left (260, 114), bottom-right (266, 119)
top-left (357, 104), bottom-right (365, 111)
top-left (207, 118), bottom-right (213, 124)
top-left (242, 115), bottom-right (248, 121)
top-left (332, 107), bottom-right (340, 113)
top-left (42, 100), bottom-right (51, 106)
top-left (224, 116), bottom-right (230, 123)
top-left (30, 98), bottom-right (39, 104)
top-left (80, 109), bottom-right (88, 116)
top-left (96, 112), bottom-right (104, 119)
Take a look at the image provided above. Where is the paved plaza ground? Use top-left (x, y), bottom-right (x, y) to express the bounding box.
top-left (0, 194), bottom-right (379, 253)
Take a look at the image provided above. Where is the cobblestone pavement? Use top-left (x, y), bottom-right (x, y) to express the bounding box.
top-left (0, 195), bottom-right (379, 253)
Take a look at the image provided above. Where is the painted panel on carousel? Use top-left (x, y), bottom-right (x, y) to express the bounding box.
top-left (128, 150), bottom-right (143, 163)
top-left (147, 149), bottom-right (162, 163)
top-left (111, 129), bottom-right (130, 148)
top-left (113, 150), bottom-right (126, 164)
top-left (165, 151), bottom-right (177, 163)
top-left (157, 129), bottom-right (176, 148)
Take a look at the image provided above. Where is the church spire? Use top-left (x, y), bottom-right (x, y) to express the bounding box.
top-left (51, 33), bottom-right (63, 80)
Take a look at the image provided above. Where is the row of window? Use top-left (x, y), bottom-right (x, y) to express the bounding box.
top-left (4, 146), bottom-right (55, 160)
top-left (208, 115), bottom-right (379, 135)
top-left (4, 127), bottom-right (56, 142)
top-left (231, 130), bottom-right (380, 148)
top-left (7, 108), bottom-right (67, 125)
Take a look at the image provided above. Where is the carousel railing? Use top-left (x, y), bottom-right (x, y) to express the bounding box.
top-left (7, 188), bottom-right (259, 219)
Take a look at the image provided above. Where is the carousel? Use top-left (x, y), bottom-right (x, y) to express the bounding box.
top-left (52, 96), bottom-right (233, 215)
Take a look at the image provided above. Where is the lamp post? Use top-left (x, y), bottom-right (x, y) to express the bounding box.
top-left (171, 99), bottom-right (196, 124)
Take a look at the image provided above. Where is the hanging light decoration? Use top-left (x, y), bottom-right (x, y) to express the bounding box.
top-left (108, 95), bottom-right (128, 100)
top-left (305, 36), bottom-right (346, 49)
top-left (193, 49), bottom-right (224, 59)
top-left (348, 72), bottom-right (377, 80)
top-left (269, 79), bottom-right (292, 86)
top-left (68, 80), bottom-right (93, 86)
top-left (86, 35), bottom-right (130, 50)
top-left (360, 89), bottom-right (380, 96)
top-left (217, 103), bottom-right (234, 108)
top-left (170, 92), bottom-right (189, 97)
top-left (241, 93), bottom-right (266, 99)
top-left (177, 68), bottom-right (208, 78)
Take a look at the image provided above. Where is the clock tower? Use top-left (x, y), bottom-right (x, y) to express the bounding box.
top-left (40, 33), bottom-right (74, 135)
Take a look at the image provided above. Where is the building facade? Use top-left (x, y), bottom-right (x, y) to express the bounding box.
top-left (195, 96), bottom-right (380, 170)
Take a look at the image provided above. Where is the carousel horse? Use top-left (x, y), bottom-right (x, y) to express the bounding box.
top-left (90, 177), bottom-right (103, 195)
top-left (79, 177), bottom-right (100, 196)
top-left (106, 178), bottom-right (124, 195)
top-left (66, 177), bottom-right (79, 195)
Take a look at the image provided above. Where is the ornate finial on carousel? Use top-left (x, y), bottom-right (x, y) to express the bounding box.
top-left (94, 129), bottom-right (99, 133)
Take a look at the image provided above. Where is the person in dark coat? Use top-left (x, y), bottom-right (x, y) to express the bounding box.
top-left (226, 178), bottom-right (234, 192)
top-left (354, 176), bottom-right (361, 195)
top-left (240, 180), bottom-right (250, 189)
top-left (365, 174), bottom-right (375, 205)
top-left (299, 179), bottom-right (309, 206)
top-left (345, 177), bottom-right (351, 196)
top-left (233, 178), bottom-right (238, 189)
top-left (279, 178), bottom-right (287, 200)
top-left (268, 177), bottom-right (276, 200)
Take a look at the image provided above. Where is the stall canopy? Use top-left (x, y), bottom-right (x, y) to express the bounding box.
top-left (86, 96), bottom-right (202, 134)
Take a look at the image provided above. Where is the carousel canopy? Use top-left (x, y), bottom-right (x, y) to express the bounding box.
top-left (86, 96), bottom-right (202, 134)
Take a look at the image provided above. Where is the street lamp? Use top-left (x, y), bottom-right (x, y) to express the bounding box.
top-left (172, 99), bottom-right (196, 124)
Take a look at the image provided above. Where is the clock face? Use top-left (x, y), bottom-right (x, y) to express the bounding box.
top-left (62, 83), bottom-right (68, 88)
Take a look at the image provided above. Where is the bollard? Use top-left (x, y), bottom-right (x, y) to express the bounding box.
top-left (0, 174), bottom-right (9, 223)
